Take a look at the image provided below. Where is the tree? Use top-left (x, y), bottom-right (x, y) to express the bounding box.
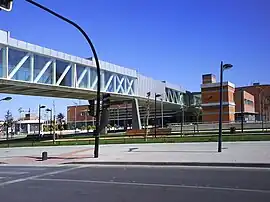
top-left (187, 106), bottom-right (202, 123)
top-left (57, 113), bottom-right (65, 130)
top-left (5, 110), bottom-right (13, 127)
top-left (4, 110), bottom-right (13, 139)
top-left (57, 113), bottom-right (65, 124)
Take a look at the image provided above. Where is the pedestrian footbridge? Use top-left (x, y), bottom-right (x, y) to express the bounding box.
top-left (0, 29), bottom-right (185, 106)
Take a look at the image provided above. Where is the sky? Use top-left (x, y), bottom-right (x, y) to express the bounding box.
top-left (0, 0), bottom-right (269, 119)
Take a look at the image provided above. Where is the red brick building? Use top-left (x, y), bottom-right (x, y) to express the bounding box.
top-left (201, 74), bottom-right (259, 123)
top-left (201, 74), bottom-right (236, 123)
top-left (234, 90), bottom-right (255, 121)
top-left (236, 84), bottom-right (270, 121)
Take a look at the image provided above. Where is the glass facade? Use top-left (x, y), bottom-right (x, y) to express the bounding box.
top-left (34, 54), bottom-right (52, 84)
top-left (104, 71), bottom-right (114, 92)
top-left (0, 46), bottom-right (136, 96)
top-left (56, 60), bottom-right (71, 87)
top-left (8, 48), bottom-right (30, 81)
top-left (76, 64), bottom-right (88, 89)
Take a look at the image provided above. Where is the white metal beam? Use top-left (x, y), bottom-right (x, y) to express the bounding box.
top-left (124, 76), bottom-right (127, 93)
top-left (8, 53), bottom-right (30, 79)
top-left (126, 79), bottom-right (134, 94)
top-left (173, 91), bottom-right (178, 103)
top-left (165, 89), bottom-right (169, 102)
top-left (34, 59), bottom-right (52, 83)
top-left (91, 76), bottom-right (97, 89)
top-left (2, 46), bottom-right (8, 78)
top-left (113, 74), bottom-right (117, 92)
top-left (104, 74), bottom-right (114, 92)
top-left (101, 71), bottom-right (105, 91)
top-left (116, 76), bottom-right (124, 93)
top-left (71, 64), bottom-right (77, 87)
top-left (87, 68), bottom-right (91, 89)
top-left (52, 60), bottom-right (56, 85)
top-left (168, 89), bottom-right (173, 103)
top-left (56, 64), bottom-right (71, 85)
top-left (77, 68), bottom-right (87, 86)
top-left (30, 54), bottom-right (34, 82)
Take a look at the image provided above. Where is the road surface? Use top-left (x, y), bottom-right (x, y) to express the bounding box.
top-left (0, 165), bottom-right (269, 202)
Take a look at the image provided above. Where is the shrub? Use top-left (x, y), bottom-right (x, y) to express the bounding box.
top-left (230, 127), bottom-right (236, 134)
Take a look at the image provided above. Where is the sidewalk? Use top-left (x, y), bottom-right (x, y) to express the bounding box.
top-left (0, 141), bottom-right (270, 167)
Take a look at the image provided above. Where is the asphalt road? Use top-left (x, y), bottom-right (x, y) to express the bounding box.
top-left (0, 165), bottom-right (269, 202)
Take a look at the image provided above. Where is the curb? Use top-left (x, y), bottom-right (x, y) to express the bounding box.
top-left (63, 161), bottom-right (270, 168)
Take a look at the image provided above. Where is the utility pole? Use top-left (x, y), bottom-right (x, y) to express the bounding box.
top-left (53, 101), bottom-right (56, 144)
top-left (241, 90), bottom-right (244, 133)
top-left (181, 105), bottom-right (184, 135)
top-left (73, 102), bottom-right (78, 132)
top-left (125, 103), bottom-right (128, 130)
top-left (161, 97), bottom-right (164, 128)
top-left (145, 92), bottom-right (151, 141)
top-left (218, 61), bottom-right (233, 152)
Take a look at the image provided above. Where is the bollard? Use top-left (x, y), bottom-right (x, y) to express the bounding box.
top-left (41, 151), bottom-right (48, 161)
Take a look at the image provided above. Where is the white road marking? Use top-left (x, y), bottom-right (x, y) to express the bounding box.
top-left (32, 178), bottom-right (270, 194)
top-left (0, 166), bottom-right (81, 186)
top-left (11, 168), bottom-right (47, 171)
top-left (0, 171), bottom-right (28, 175)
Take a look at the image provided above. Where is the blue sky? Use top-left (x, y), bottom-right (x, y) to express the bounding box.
top-left (0, 0), bottom-right (269, 119)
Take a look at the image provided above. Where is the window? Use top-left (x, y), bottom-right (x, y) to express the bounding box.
top-left (244, 99), bottom-right (253, 105)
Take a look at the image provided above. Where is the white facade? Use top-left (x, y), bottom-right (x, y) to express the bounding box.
top-left (15, 119), bottom-right (45, 135)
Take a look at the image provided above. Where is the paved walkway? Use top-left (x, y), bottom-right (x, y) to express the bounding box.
top-left (0, 141), bottom-right (270, 167)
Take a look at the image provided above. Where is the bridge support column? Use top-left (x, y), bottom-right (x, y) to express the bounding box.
top-left (132, 98), bottom-right (142, 129)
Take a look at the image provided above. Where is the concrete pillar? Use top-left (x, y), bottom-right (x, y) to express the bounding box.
top-left (132, 98), bottom-right (142, 129)
top-left (27, 124), bottom-right (30, 134)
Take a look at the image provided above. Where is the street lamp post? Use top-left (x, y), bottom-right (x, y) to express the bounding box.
top-left (18, 108), bottom-right (23, 134)
top-left (73, 102), bottom-right (78, 133)
top-left (38, 105), bottom-right (46, 139)
top-left (241, 89), bottom-right (244, 133)
top-left (218, 61), bottom-right (233, 152)
top-left (145, 92), bottom-right (151, 141)
top-left (117, 105), bottom-right (120, 127)
top-left (85, 110), bottom-right (87, 129)
top-left (161, 97), bottom-right (164, 128)
top-left (181, 105), bottom-right (185, 135)
top-left (46, 108), bottom-right (53, 141)
top-left (125, 103), bottom-right (128, 130)
top-left (154, 93), bottom-right (161, 138)
top-left (21, 0), bottom-right (101, 157)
